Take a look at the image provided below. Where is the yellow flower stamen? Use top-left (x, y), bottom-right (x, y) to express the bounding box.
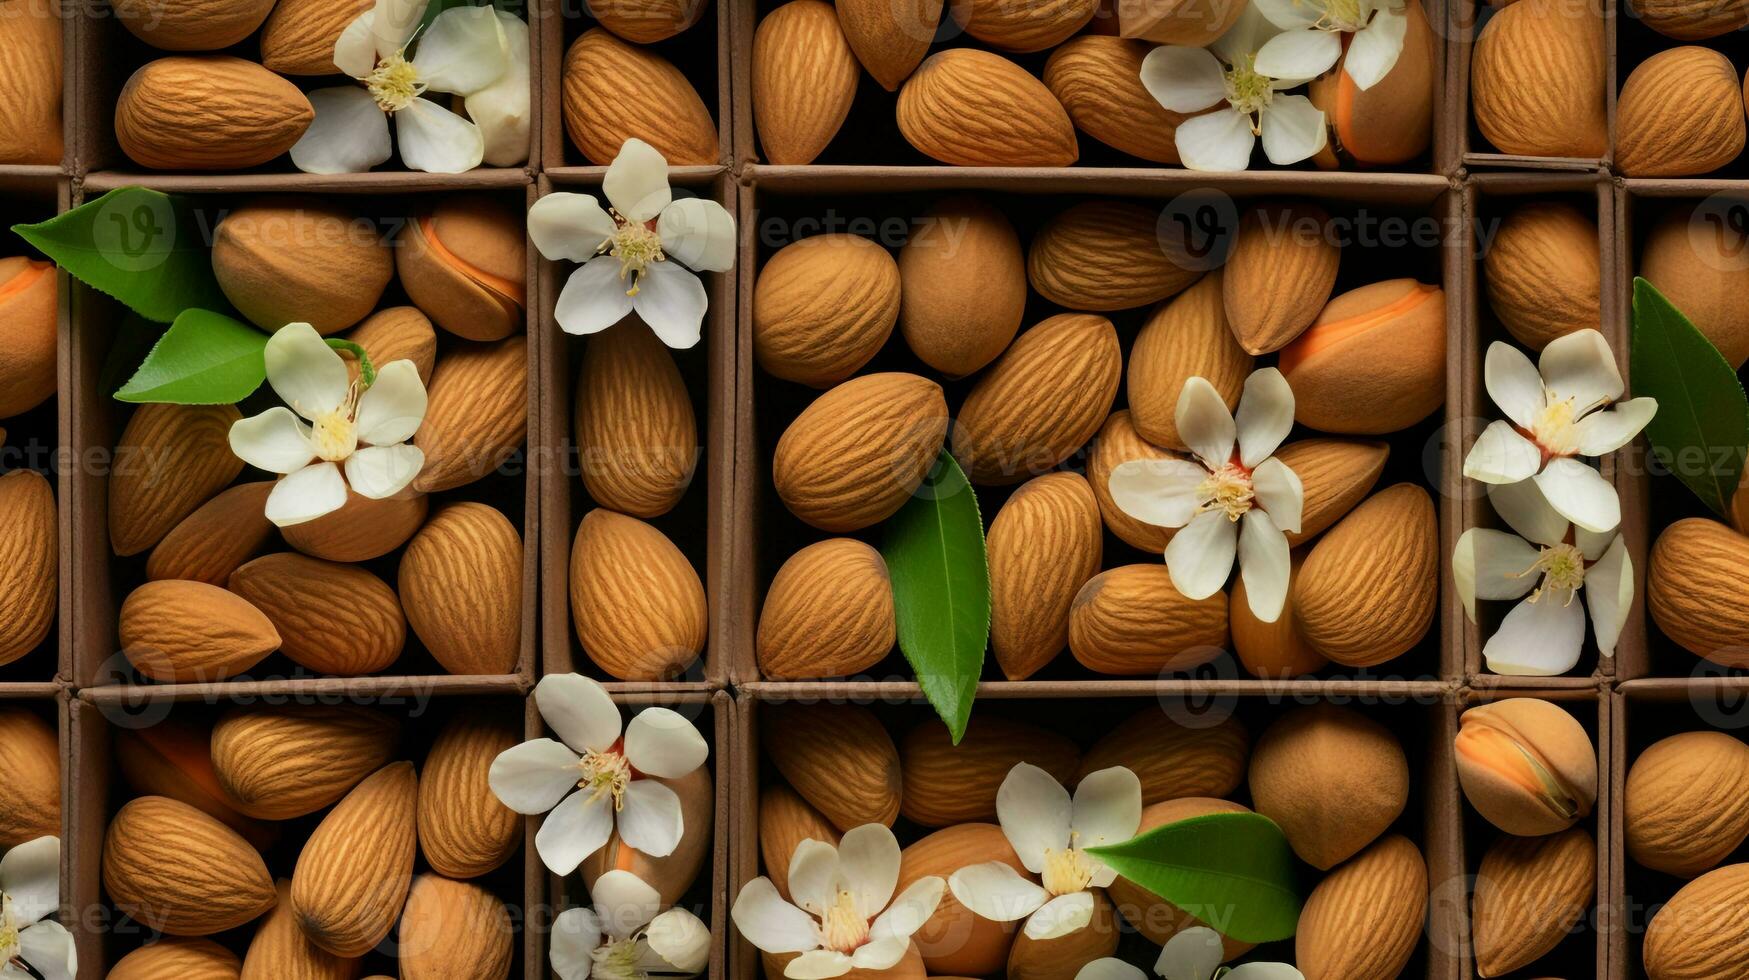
top-left (1040, 835), bottom-right (1096, 896)
top-left (306, 379), bottom-right (363, 462)
top-left (599, 208), bottom-right (668, 298)
top-left (1530, 397), bottom-right (1581, 457)
top-left (820, 888), bottom-right (871, 952)
top-left (1224, 55), bottom-right (1274, 135)
top-left (576, 748), bottom-right (633, 811)
top-left (590, 936), bottom-right (644, 980)
top-left (365, 53), bottom-right (424, 112)
top-left (1514, 542), bottom-right (1587, 605)
top-left (1196, 463), bottom-right (1256, 521)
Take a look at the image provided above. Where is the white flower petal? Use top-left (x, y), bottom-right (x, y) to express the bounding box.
top-left (0, 837), bottom-right (59, 926)
top-left (848, 938), bottom-right (909, 972)
top-left (466, 11), bottom-right (531, 167)
top-left (550, 907), bottom-right (603, 980)
top-left (1227, 963), bottom-right (1306, 980)
top-left (618, 779), bottom-right (684, 857)
top-left (604, 138), bottom-right (674, 222)
top-left (17, 920), bottom-right (74, 980)
top-left (1164, 509), bottom-right (1239, 600)
top-left (869, 876), bottom-right (944, 942)
top-left (536, 673), bottom-right (623, 753)
top-left (590, 869), bottom-right (662, 939)
top-left (536, 789), bottom-right (615, 875)
top-left (343, 443), bottom-right (423, 499)
top-left (555, 257), bottom-right (637, 336)
top-left (1487, 478), bottom-right (1570, 548)
top-left (1213, 2), bottom-right (1281, 63)
top-left (631, 261), bottom-right (709, 350)
top-left (371, 0), bottom-right (424, 58)
top-left (264, 462), bottom-right (349, 527)
top-left (996, 762), bottom-right (1072, 873)
top-left (413, 6), bottom-right (508, 95)
top-left (947, 862), bottom-right (1049, 924)
top-left (645, 908), bottom-right (712, 975)
top-left (1484, 341), bottom-right (1547, 430)
top-left (1575, 524), bottom-right (1615, 562)
top-left (1253, 0), bottom-right (1322, 29)
top-left (1344, 5), bottom-right (1406, 89)
top-left (1585, 535), bottom-right (1632, 657)
top-left (1250, 457), bottom-right (1303, 533)
top-left (1071, 766), bottom-right (1143, 852)
top-left (1108, 457), bottom-right (1208, 530)
top-left (787, 839), bottom-right (841, 916)
top-left (1177, 376), bottom-right (1238, 469)
top-left (1455, 529), bottom-right (1541, 624)
top-left (1236, 367), bottom-right (1295, 467)
top-left (1573, 397), bottom-right (1658, 456)
top-left (786, 950), bottom-right (855, 979)
top-left (530, 193), bottom-right (617, 262)
top-left (1157, 925), bottom-right (1224, 980)
top-left (291, 86), bottom-right (393, 175)
top-left (1254, 29), bottom-right (1340, 83)
top-left (229, 407), bottom-right (316, 475)
top-left (1139, 46), bottom-right (1229, 114)
top-left (1259, 94), bottom-right (1327, 166)
top-left (487, 738), bottom-right (583, 814)
top-left (730, 878), bottom-right (821, 955)
top-left (1534, 457), bottom-right (1621, 533)
top-left (624, 708), bottom-right (708, 778)
top-left (837, 824), bottom-right (901, 916)
top-left (1077, 958), bottom-right (1150, 980)
top-left (1177, 107), bottom-right (1257, 172)
top-left (355, 360), bottom-right (427, 445)
top-left (1484, 591), bottom-right (1586, 676)
top-left (396, 98), bottom-right (486, 174)
top-left (334, 12), bottom-right (378, 78)
top-left (266, 322), bottom-right (349, 418)
top-left (1540, 328), bottom-right (1623, 411)
top-left (1024, 891), bottom-right (1095, 940)
top-left (659, 197), bottom-right (738, 273)
top-left (1463, 421), bottom-right (1543, 484)
top-left (1238, 509), bottom-right (1292, 623)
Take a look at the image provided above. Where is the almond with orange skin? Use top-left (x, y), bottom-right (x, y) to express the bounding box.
top-left (899, 823), bottom-right (1027, 975)
top-left (241, 880), bottom-right (360, 980)
top-left (420, 711), bottom-right (522, 879)
top-left (1045, 36), bottom-right (1186, 163)
top-left (962, 0), bottom-right (1097, 51)
top-left (1029, 200), bottom-right (1200, 311)
top-left (147, 481), bottom-right (274, 586)
top-left (588, 0), bottom-right (707, 42)
top-left (1069, 563), bottom-right (1228, 675)
top-left (1273, 438), bottom-right (1389, 547)
top-left (578, 320), bottom-right (697, 518)
top-left (1292, 484), bottom-right (1437, 666)
top-left (1250, 703), bottom-right (1408, 870)
top-left (1455, 698), bottom-right (1597, 837)
top-left (1483, 201), bottom-right (1601, 351)
top-left (900, 717), bottom-right (1080, 826)
top-left (773, 373), bottom-right (949, 532)
top-left (1643, 863), bottom-right (1749, 978)
top-left (1626, 731), bottom-right (1749, 877)
top-left (953, 314), bottom-right (1121, 485)
top-left (112, 937), bottom-right (244, 980)
top-left (1471, 0), bottom-right (1607, 158)
top-left (759, 539), bottom-right (895, 679)
top-left (1617, 47), bottom-right (1745, 176)
top-left (0, 0), bottom-right (63, 165)
top-left (120, 580), bottom-right (280, 682)
top-left (898, 197), bottom-right (1027, 378)
top-left (897, 49), bottom-right (1079, 166)
top-left (754, 1), bottom-right (859, 164)
top-left (989, 473), bottom-right (1103, 680)
top-left (229, 553), bottom-right (405, 676)
top-left (211, 704), bottom-right (401, 820)
top-left (116, 56), bottom-right (313, 170)
top-left (1640, 206), bottom-right (1749, 369)
top-left (753, 234), bottom-right (900, 387)
top-left (1650, 519), bottom-right (1749, 669)
top-left (1108, 797), bottom-right (1256, 958)
top-left (413, 335), bottom-right (527, 493)
top-left (1087, 411), bottom-right (1179, 553)
top-left (291, 762), bottom-right (419, 957)
top-left (110, 403), bottom-right (244, 557)
top-left (0, 257), bottom-right (58, 417)
top-left (1223, 203), bottom-right (1340, 354)
top-left (562, 30), bottom-right (718, 165)
top-left (0, 470), bottom-right (53, 667)
top-left (344, 307), bottom-right (437, 384)
top-left (1116, 0), bottom-right (1243, 44)
top-left (0, 708), bottom-right (59, 848)
top-left (1278, 278), bottom-right (1446, 435)
top-left (837, 0), bottom-right (942, 89)
top-left (399, 502), bottom-right (523, 676)
top-left (114, 716), bottom-right (274, 851)
top-left (1128, 272), bottom-right (1251, 451)
top-left (396, 196), bottom-right (527, 343)
top-left (1295, 835), bottom-right (1427, 980)
top-left (1231, 551), bottom-right (1326, 678)
top-left (760, 783), bottom-right (839, 900)
top-left (1077, 706), bottom-right (1248, 805)
top-left (1306, 0), bottom-right (1435, 168)
top-left (764, 702), bottom-right (901, 831)
top-left (260, 0), bottom-right (375, 74)
top-left (570, 508), bottom-right (706, 680)
top-left (281, 490), bottom-right (427, 563)
top-left (1006, 890), bottom-right (1119, 980)
top-left (212, 198), bottom-right (393, 337)
top-left (104, 796), bottom-right (277, 936)
top-left (1472, 827), bottom-right (1596, 977)
top-left (582, 765), bottom-right (714, 906)
top-left (398, 874), bottom-right (514, 980)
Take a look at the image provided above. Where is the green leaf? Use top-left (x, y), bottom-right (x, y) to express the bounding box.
top-left (12, 187), bottom-right (228, 323)
top-left (882, 451), bottom-right (989, 743)
top-left (115, 309), bottom-right (268, 404)
top-left (1087, 811), bottom-right (1302, 944)
top-left (1631, 277), bottom-right (1749, 518)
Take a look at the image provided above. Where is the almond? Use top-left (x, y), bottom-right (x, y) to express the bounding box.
top-left (1087, 411), bottom-right (1179, 553)
top-left (582, 765), bottom-right (714, 906)
top-left (1305, 0), bottom-right (1435, 168)
top-left (115, 56), bottom-right (313, 170)
top-left (398, 874), bottom-right (513, 980)
top-left (1292, 484), bottom-right (1437, 666)
top-left (1617, 46), bottom-right (1744, 176)
top-left (115, 0), bottom-right (274, 49)
top-left (1077, 705), bottom-right (1248, 805)
top-left (0, 708), bottom-right (59, 847)
top-left (419, 711), bottom-right (523, 879)
top-left (1249, 703), bottom-right (1408, 870)
top-left (146, 481), bottom-right (274, 586)
top-left (989, 473), bottom-right (1102, 680)
top-left (260, 0), bottom-right (374, 74)
top-left (1028, 200), bottom-right (1199, 311)
top-left (587, 0), bottom-right (707, 42)
top-left (772, 372), bottom-right (949, 531)
top-left (1273, 438), bottom-right (1389, 546)
top-left (837, 0), bottom-right (942, 89)
top-left (412, 335), bottom-right (528, 493)
top-left (897, 49), bottom-right (1078, 166)
top-left (120, 580), bottom-right (280, 682)
top-left (280, 489), bottom-right (428, 563)
top-left (211, 704), bottom-right (400, 821)
top-left (1223, 203), bottom-right (1341, 354)
top-left (228, 553), bottom-right (405, 676)
top-left (898, 823), bottom-right (1026, 975)
top-left (1278, 278), bottom-right (1446, 434)
top-left (241, 879), bottom-right (360, 980)
top-left (1044, 36), bottom-right (1186, 163)
top-left (764, 702), bottom-right (901, 830)
top-left (760, 783), bottom-right (840, 899)
top-left (1068, 563), bottom-right (1228, 675)
top-left (758, 538), bottom-right (894, 679)
top-left (1127, 272), bottom-right (1251, 450)
top-left (0, 257), bottom-right (57, 416)
top-left (1116, 0), bottom-right (1243, 44)
top-left (1455, 698), bottom-right (1597, 837)
top-left (753, 234), bottom-right (900, 387)
top-left (395, 195), bottom-right (527, 343)
top-left (1628, 0), bottom-right (1749, 37)
top-left (113, 937), bottom-right (244, 979)
top-left (1626, 731), bottom-right (1749, 877)
top-left (562, 29), bottom-right (717, 165)
top-left (1006, 889), bottom-right (1119, 980)
top-left (344, 307), bottom-right (437, 384)
top-left (1483, 201), bottom-right (1602, 350)
top-left (104, 796), bottom-right (276, 936)
top-left (0, 470), bottom-right (54, 667)
top-left (754, 0), bottom-right (859, 164)
top-left (110, 403), bottom-right (244, 556)
top-left (212, 197), bottom-right (392, 336)
top-left (1231, 551), bottom-right (1326, 678)
top-left (569, 508), bottom-right (706, 680)
top-left (961, 0), bottom-right (1097, 50)
top-left (1295, 835), bottom-right (1427, 980)
top-left (399, 501), bottom-right (523, 675)
top-left (900, 717), bottom-right (1080, 826)
top-left (1472, 827), bottom-right (1596, 977)
top-left (1470, 0), bottom-right (1607, 157)
top-left (113, 716), bottom-right (274, 850)
top-left (1108, 798), bottom-right (1257, 956)
top-left (897, 197), bottom-right (1027, 378)
top-left (953, 313), bottom-right (1121, 485)
top-left (1643, 862), bottom-right (1749, 978)
top-left (1640, 205), bottom-right (1749, 369)
top-left (1648, 518), bottom-right (1749, 668)
top-left (0, 0), bottom-right (63, 165)
top-left (291, 762), bottom-right (418, 957)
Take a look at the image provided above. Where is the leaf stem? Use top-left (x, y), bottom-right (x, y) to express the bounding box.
top-left (326, 339), bottom-right (376, 387)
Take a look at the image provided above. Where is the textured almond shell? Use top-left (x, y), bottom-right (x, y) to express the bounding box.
top-left (419, 712), bottom-right (523, 879)
top-left (1639, 206), bottom-right (1749, 369)
top-left (1295, 835), bottom-right (1427, 980)
top-left (1231, 551), bottom-right (1326, 679)
top-left (395, 199), bottom-right (527, 344)
top-left (400, 500), bottom-right (521, 679)
top-left (896, 49), bottom-right (1079, 167)
top-left (562, 29), bottom-right (717, 165)
top-left (1077, 706), bottom-right (1248, 804)
top-left (147, 481), bottom-right (274, 586)
top-left (0, 258), bottom-right (58, 417)
top-left (579, 321), bottom-right (697, 517)
top-left (0, 0), bottom-right (63, 165)
top-left (115, 56), bottom-right (313, 170)
top-left (1643, 862), bottom-right (1749, 979)
top-left (1107, 797), bottom-right (1256, 956)
top-left (1068, 563), bottom-right (1228, 675)
top-left (114, 0), bottom-right (273, 49)
top-left (345, 307), bottom-right (437, 384)
top-left (764, 702), bottom-right (902, 830)
top-left (414, 336), bottom-right (528, 493)
top-left (759, 783), bottom-right (840, 899)
top-left (587, 0), bottom-right (707, 42)
top-left (1127, 272), bottom-right (1251, 450)
top-left (1278, 279), bottom-right (1446, 435)
top-left (988, 473), bottom-right (1103, 680)
top-left (240, 879), bottom-right (359, 980)
top-left (1249, 703), bottom-right (1408, 870)
top-left (898, 823), bottom-right (1027, 975)
top-left (109, 403), bottom-right (244, 557)
top-left (753, 234), bottom-right (900, 387)
top-left (1628, 0), bottom-right (1749, 37)
top-left (290, 762), bottom-right (419, 958)
top-left (120, 580), bottom-right (280, 683)
top-left (397, 874), bottom-right (514, 980)
top-left (1223, 204), bottom-right (1341, 354)
top-left (1044, 36), bottom-right (1185, 163)
top-left (0, 708), bottom-right (60, 847)
top-left (1470, 0), bottom-right (1607, 157)
top-left (837, 0), bottom-right (943, 89)
top-left (1472, 827), bottom-right (1596, 977)
top-left (229, 553), bottom-right (405, 677)
top-left (900, 717), bottom-right (1080, 826)
top-left (113, 937), bottom-right (244, 980)
top-left (1292, 484), bottom-right (1438, 666)
top-left (1483, 201), bottom-right (1602, 350)
top-left (211, 704), bottom-right (400, 821)
top-left (581, 765), bottom-right (714, 906)
top-left (1116, 0), bottom-right (1244, 44)
top-left (953, 313), bottom-right (1121, 485)
top-left (897, 197), bottom-right (1027, 378)
top-left (0, 470), bottom-right (55, 667)
top-left (1273, 438), bottom-right (1389, 547)
top-left (1087, 411), bottom-right (1180, 553)
top-left (1029, 200), bottom-right (1200, 311)
top-left (212, 198), bottom-right (393, 336)
top-left (1649, 518), bottom-right (1749, 668)
top-left (569, 508), bottom-right (707, 680)
top-left (961, 0), bottom-right (1097, 51)
top-left (772, 372), bottom-right (949, 531)
top-left (113, 716), bottom-right (275, 851)
top-left (753, 0), bottom-right (859, 164)
top-left (1616, 46), bottom-right (1744, 176)
top-left (103, 796), bottom-right (277, 936)
top-left (1625, 731), bottom-right (1749, 877)
top-left (281, 490), bottom-right (428, 563)
top-left (758, 538), bottom-right (895, 679)
top-left (260, 0), bottom-right (375, 74)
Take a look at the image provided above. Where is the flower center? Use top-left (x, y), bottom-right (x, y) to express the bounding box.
top-left (1041, 841), bottom-right (1095, 897)
top-left (1518, 542), bottom-right (1587, 603)
top-left (365, 53), bottom-right (424, 112)
top-left (1197, 462), bottom-right (1255, 521)
top-left (307, 380), bottom-right (362, 462)
top-left (1318, 0), bottom-right (1367, 31)
top-left (590, 937), bottom-right (644, 980)
top-left (577, 748), bottom-right (633, 811)
top-left (1529, 397), bottom-right (1581, 458)
top-left (1224, 56), bottom-right (1274, 132)
top-left (0, 894), bottom-right (19, 967)
top-left (819, 888), bottom-right (871, 953)
top-left (604, 210), bottom-right (667, 298)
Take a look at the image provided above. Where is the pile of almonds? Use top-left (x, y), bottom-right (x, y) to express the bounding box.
top-left (111, 194), bottom-right (530, 683)
top-left (0, 247), bottom-right (59, 675)
top-left (754, 195), bottom-right (1445, 681)
top-left (1615, 3), bottom-right (1749, 176)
